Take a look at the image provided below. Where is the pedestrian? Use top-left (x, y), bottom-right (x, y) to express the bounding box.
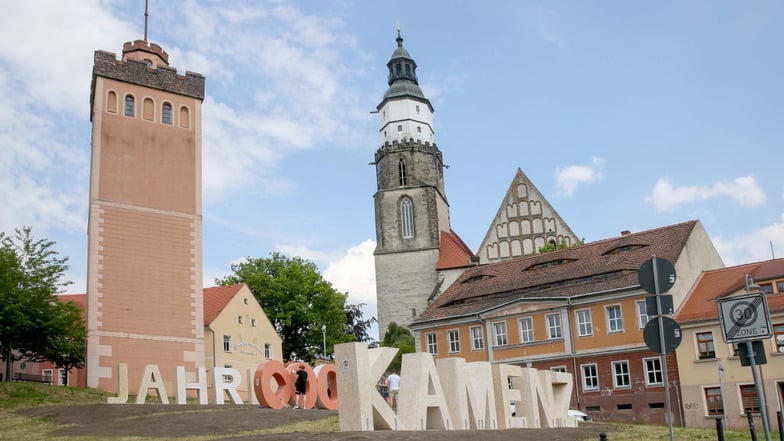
top-left (377, 374), bottom-right (389, 403)
top-left (294, 364), bottom-right (308, 409)
top-left (386, 370), bottom-right (400, 411)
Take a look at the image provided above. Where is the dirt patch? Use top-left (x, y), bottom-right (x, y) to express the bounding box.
top-left (19, 404), bottom-right (616, 440)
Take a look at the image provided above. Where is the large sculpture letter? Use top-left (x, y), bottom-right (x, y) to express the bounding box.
top-left (398, 352), bottom-right (452, 430)
top-left (176, 366), bottom-right (208, 404)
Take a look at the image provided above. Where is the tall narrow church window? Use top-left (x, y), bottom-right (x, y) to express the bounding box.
top-left (400, 197), bottom-right (414, 239)
top-left (143, 97), bottom-right (154, 121)
top-left (398, 158), bottom-right (407, 186)
top-left (124, 95), bottom-right (135, 117)
top-left (162, 103), bottom-right (173, 124)
top-left (107, 91), bottom-right (117, 113)
top-left (179, 106), bottom-right (190, 128)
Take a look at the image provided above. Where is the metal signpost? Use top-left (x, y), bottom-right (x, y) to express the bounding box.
top-left (717, 292), bottom-right (773, 441)
top-left (638, 255), bottom-right (678, 441)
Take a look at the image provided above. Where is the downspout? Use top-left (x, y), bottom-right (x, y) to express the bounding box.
top-left (567, 297), bottom-right (581, 409)
top-left (207, 325), bottom-right (216, 370)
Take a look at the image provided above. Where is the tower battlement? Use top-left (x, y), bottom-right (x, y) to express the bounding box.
top-left (375, 138), bottom-right (441, 163)
top-left (123, 39), bottom-right (169, 64)
top-left (92, 48), bottom-right (204, 100)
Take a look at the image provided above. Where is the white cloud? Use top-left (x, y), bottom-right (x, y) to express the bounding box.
top-left (649, 175), bottom-right (766, 213)
top-left (711, 213), bottom-right (784, 266)
top-left (555, 156), bottom-right (605, 196)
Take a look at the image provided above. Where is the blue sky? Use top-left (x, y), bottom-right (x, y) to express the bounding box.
top-left (2, 1), bottom-right (783, 340)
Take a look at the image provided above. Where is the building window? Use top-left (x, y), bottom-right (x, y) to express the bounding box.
top-left (493, 321), bottom-right (508, 346)
top-left (107, 90), bottom-right (117, 113)
top-left (400, 197), bottom-right (414, 238)
top-left (238, 315), bottom-right (243, 324)
top-left (162, 102), bottom-right (173, 124)
top-left (470, 325), bottom-right (484, 350)
top-left (606, 305), bottom-right (623, 333)
top-left (179, 106), bottom-right (190, 128)
top-left (42, 369), bottom-right (53, 384)
top-left (519, 317), bottom-right (534, 343)
top-left (251, 318), bottom-right (256, 327)
top-left (416, 105), bottom-right (420, 114)
top-left (637, 300), bottom-right (649, 328)
top-left (417, 126), bottom-right (421, 133)
top-left (223, 335), bottom-right (231, 353)
top-left (426, 333), bottom-right (437, 355)
top-left (264, 343), bottom-right (272, 359)
top-left (551, 366), bottom-right (567, 373)
top-left (398, 158), bottom-right (407, 186)
top-left (576, 309), bottom-right (593, 336)
top-left (758, 283), bottom-right (773, 294)
top-left (581, 364), bottom-right (598, 391)
top-left (644, 357), bottom-right (663, 386)
top-left (448, 329), bottom-right (460, 353)
top-left (777, 280), bottom-right (784, 292)
top-left (124, 95), bottom-right (135, 116)
top-left (696, 331), bottom-right (716, 359)
top-left (143, 97), bottom-right (154, 120)
top-left (222, 365), bottom-right (234, 383)
top-left (612, 361), bottom-right (630, 388)
top-left (704, 387), bottom-right (723, 415)
top-left (773, 323), bottom-right (784, 353)
top-left (58, 368), bottom-right (68, 386)
top-left (740, 384), bottom-right (760, 413)
top-left (546, 313), bottom-right (562, 339)
top-left (397, 124), bottom-right (402, 132)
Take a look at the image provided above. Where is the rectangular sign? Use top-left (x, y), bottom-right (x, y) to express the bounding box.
top-left (716, 293), bottom-right (772, 343)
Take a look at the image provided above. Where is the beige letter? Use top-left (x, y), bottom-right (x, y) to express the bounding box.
top-left (398, 352), bottom-right (452, 430)
top-left (176, 366), bottom-right (208, 404)
top-left (214, 367), bottom-right (243, 404)
top-left (107, 363), bottom-right (128, 404)
top-left (136, 364), bottom-right (169, 404)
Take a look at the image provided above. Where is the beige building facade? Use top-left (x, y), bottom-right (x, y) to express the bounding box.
top-left (86, 40), bottom-right (205, 393)
top-left (204, 284), bottom-right (283, 402)
top-left (675, 259), bottom-right (784, 429)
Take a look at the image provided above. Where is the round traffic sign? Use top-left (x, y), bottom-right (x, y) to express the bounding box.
top-left (643, 316), bottom-right (682, 354)
top-left (638, 257), bottom-right (676, 294)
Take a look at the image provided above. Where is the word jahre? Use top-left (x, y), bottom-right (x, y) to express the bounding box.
top-left (107, 361), bottom-right (337, 410)
top-left (335, 342), bottom-right (575, 431)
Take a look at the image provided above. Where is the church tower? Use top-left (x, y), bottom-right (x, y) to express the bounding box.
top-left (86, 40), bottom-right (205, 393)
top-left (373, 31), bottom-right (451, 339)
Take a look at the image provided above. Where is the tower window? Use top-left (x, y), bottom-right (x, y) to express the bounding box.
top-left (400, 197), bottom-right (414, 239)
top-left (124, 95), bottom-right (135, 117)
top-left (162, 103), bottom-right (173, 124)
top-left (416, 105), bottom-right (420, 114)
top-left (107, 91), bottom-right (117, 113)
top-left (398, 158), bottom-right (407, 186)
top-left (417, 126), bottom-right (421, 133)
top-left (397, 125), bottom-right (402, 132)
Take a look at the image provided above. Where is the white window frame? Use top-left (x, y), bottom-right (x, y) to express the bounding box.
top-left (546, 313), bottom-right (562, 339)
top-left (612, 360), bottom-right (631, 389)
top-left (58, 368), bottom-right (67, 386)
top-left (576, 309), bottom-right (593, 336)
top-left (643, 357), bottom-right (663, 386)
top-left (264, 343), bottom-right (272, 359)
top-left (581, 363), bottom-right (599, 391)
top-left (426, 332), bottom-right (438, 355)
top-left (470, 325), bottom-right (484, 351)
top-left (447, 329), bottom-right (460, 353)
top-left (400, 197), bottom-right (414, 238)
top-left (606, 304), bottom-right (623, 333)
top-left (223, 335), bottom-right (231, 353)
top-left (519, 317), bottom-right (534, 343)
top-left (551, 366), bottom-right (567, 373)
top-left (42, 369), bottom-right (53, 384)
top-left (493, 321), bottom-right (508, 346)
top-left (637, 300), bottom-right (649, 329)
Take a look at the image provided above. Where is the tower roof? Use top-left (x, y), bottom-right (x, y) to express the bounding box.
top-left (379, 30), bottom-right (433, 111)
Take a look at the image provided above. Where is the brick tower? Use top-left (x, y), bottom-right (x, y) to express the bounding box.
top-left (86, 40), bottom-right (205, 393)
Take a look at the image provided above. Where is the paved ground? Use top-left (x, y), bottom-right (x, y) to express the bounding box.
top-left (19, 404), bottom-right (616, 440)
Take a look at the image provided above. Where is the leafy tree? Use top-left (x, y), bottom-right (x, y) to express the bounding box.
top-left (537, 238), bottom-right (585, 254)
top-left (0, 227), bottom-right (83, 381)
top-left (380, 322), bottom-right (415, 374)
top-left (216, 252), bottom-right (373, 362)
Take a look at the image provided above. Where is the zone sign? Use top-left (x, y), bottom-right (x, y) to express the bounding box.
top-left (717, 293), bottom-right (772, 343)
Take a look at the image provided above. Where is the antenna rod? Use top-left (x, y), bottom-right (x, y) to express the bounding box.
top-left (144, 0), bottom-right (149, 41)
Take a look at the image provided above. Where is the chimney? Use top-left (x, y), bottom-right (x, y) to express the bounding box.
top-left (621, 230), bottom-right (631, 236)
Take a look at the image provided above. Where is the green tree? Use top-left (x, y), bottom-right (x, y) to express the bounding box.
top-left (216, 252), bottom-right (373, 362)
top-left (537, 238), bottom-right (585, 254)
top-left (0, 227), bottom-right (83, 381)
top-left (380, 322), bottom-right (415, 374)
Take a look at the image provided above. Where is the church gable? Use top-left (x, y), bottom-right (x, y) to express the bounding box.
top-left (476, 168), bottom-right (579, 264)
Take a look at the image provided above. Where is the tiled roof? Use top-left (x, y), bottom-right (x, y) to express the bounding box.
top-left (436, 230), bottom-right (476, 270)
top-left (414, 221), bottom-right (699, 323)
top-left (204, 284), bottom-right (244, 325)
top-left (57, 293), bottom-right (86, 309)
top-left (675, 258), bottom-right (784, 324)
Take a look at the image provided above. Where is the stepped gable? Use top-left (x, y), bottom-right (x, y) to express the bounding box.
top-left (415, 220), bottom-right (698, 323)
top-left (675, 258), bottom-right (784, 324)
top-left (436, 230), bottom-right (476, 270)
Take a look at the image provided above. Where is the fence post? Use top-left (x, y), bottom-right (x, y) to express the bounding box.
top-left (599, 433), bottom-right (608, 441)
top-left (747, 410), bottom-right (758, 441)
top-left (777, 411), bottom-right (782, 441)
top-left (715, 417), bottom-right (725, 441)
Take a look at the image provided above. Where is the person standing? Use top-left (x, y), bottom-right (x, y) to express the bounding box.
top-left (386, 371), bottom-right (400, 411)
top-left (294, 364), bottom-right (308, 409)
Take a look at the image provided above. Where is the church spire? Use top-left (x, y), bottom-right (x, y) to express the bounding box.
top-left (387, 28), bottom-right (419, 86)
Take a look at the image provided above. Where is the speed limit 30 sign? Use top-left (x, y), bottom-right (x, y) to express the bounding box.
top-left (717, 293), bottom-right (772, 343)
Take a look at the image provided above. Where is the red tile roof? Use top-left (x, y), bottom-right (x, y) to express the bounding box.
top-left (675, 258), bottom-right (784, 324)
top-left (57, 293), bottom-right (86, 309)
top-left (436, 230), bottom-right (476, 270)
top-left (204, 284), bottom-right (244, 325)
top-left (415, 221), bottom-right (701, 323)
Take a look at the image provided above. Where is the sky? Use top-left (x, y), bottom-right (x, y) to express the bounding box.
top-left (2, 1), bottom-right (783, 341)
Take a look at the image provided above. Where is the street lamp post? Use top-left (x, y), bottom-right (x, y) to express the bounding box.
top-left (321, 325), bottom-right (327, 359)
